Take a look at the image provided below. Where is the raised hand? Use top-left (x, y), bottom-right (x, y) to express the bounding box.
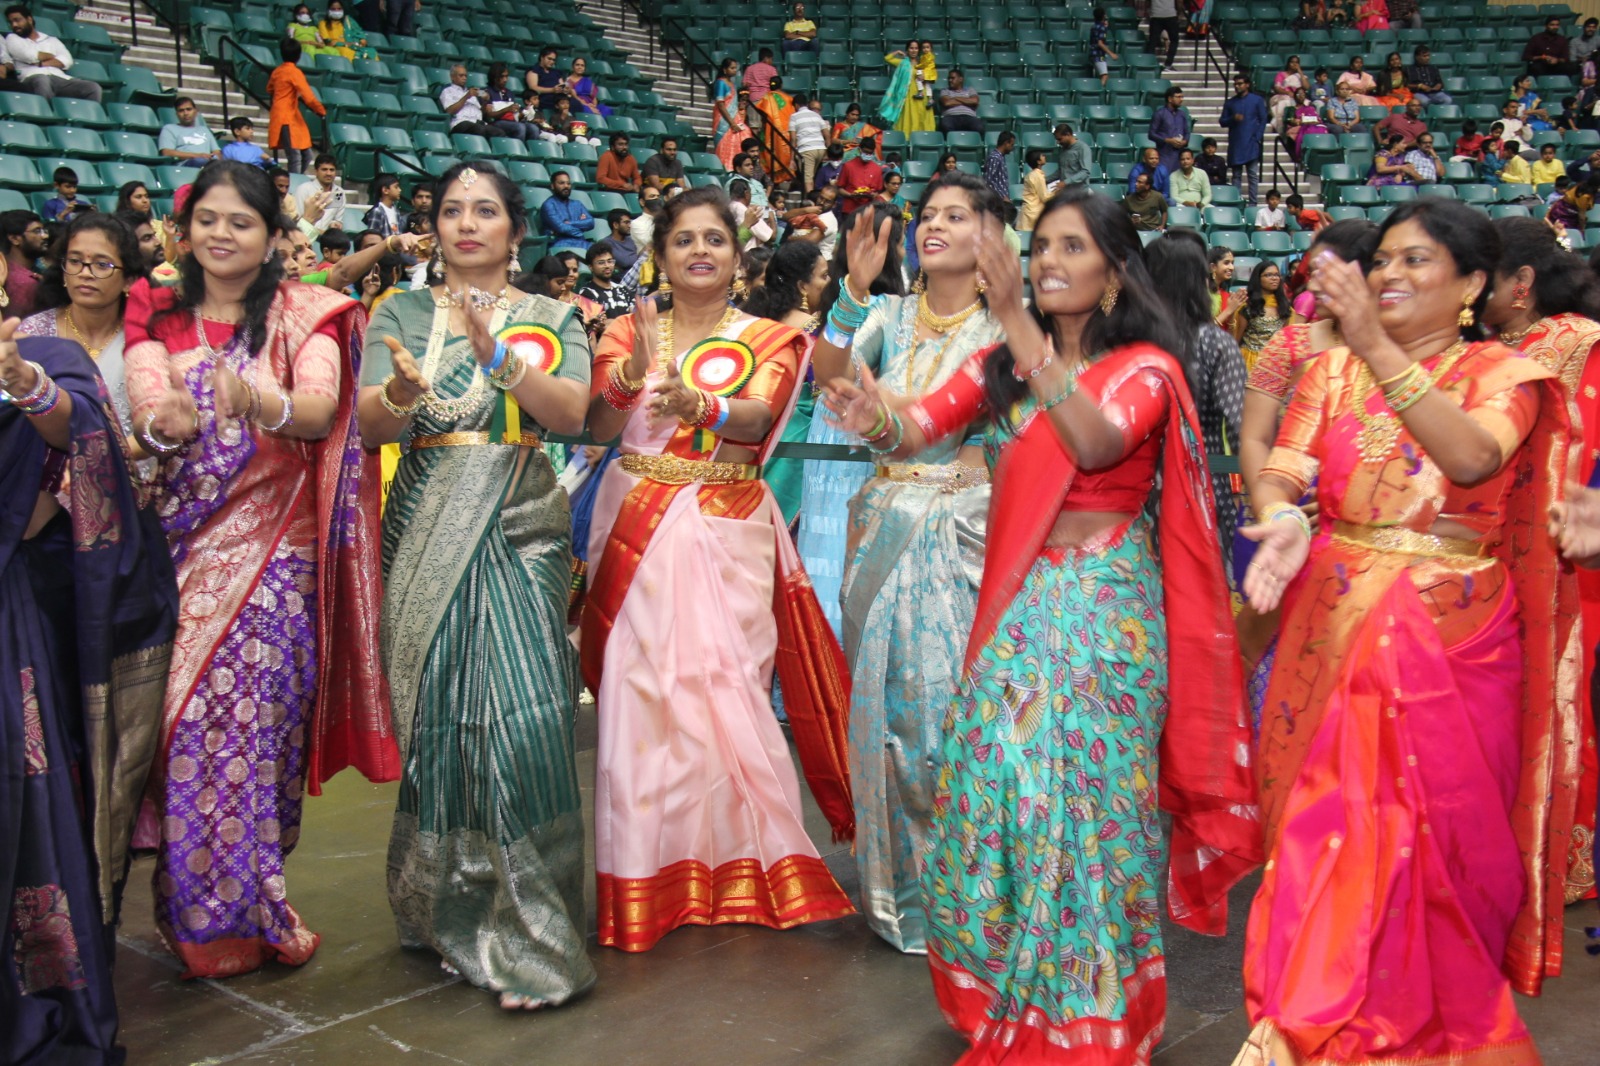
top-left (630, 295), bottom-right (659, 380)
top-left (646, 375), bottom-right (700, 429)
top-left (975, 215), bottom-right (1026, 322)
top-left (461, 301), bottom-right (497, 366)
top-left (382, 336), bottom-right (430, 401)
top-left (844, 208), bottom-right (894, 302)
top-left (1238, 516), bottom-right (1311, 613)
top-left (1306, 251), bottom-right (1384, 359)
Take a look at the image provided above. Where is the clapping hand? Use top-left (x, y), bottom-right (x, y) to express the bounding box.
top-left (820, 363), bottom-right (893, 438)
top-left (151, 363), bottom-right (200, 443)
top-left (212, 363), bottom-right (253, 421)
top-left (382, 336), bottom-right (430, 401)
top-left (0, 318), bottom-right (33, 397)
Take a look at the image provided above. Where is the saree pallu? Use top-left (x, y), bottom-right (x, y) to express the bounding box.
top-left (374, 288), bottom-right (595, 1004)
top-left (755, 92), bottom-right (796, 183)
top-left (920, 345), bottom-right (1260, 1065)
top-left (124, 280), bottom-right (390, 980)
top-left (3, 338), bottom-right (178, 1066)
top-left (797, 411), bottom-right (872, 636)
top-left (582, 313), bottom-right (854, 953)
top-left (1243, 343), bottom-right (1580, 1064)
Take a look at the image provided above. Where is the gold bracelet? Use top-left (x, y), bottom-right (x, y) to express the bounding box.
top-left (385, 235), bottom-right (400, 254)
top-left (379, 373), bottom-right (425, 418)
top-left (615, 362), bottom-right (647, 392)
top-left (1374, 362), bottom-right (1418, 388)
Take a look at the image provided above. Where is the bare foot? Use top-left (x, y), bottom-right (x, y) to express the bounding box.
top-left (440, 958), bottom-right (460, 977)
top-left (498, 992), bottom-right (549, 1011)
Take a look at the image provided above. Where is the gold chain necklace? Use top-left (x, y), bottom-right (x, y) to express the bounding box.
top-left (61, 306), bottom-right (120, 360)
top-left (1352, 340), bottom-right (1469, 463)
top-left (1496, 317), bottom-right (1545, 346)
top-left (916, 292), bottom-right (983, 334)
top-left (657, 304), bottom-right (741, 376)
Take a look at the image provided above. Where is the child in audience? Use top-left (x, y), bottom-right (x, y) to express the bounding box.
top-left (42, 167), bottom-right (91, 224)
top-left (222, 117), bottom-right (269, 168)
top-left (1452, 119), bottom-right (1487, 161)
top-left (1285, 191), bottom-right (1330, 231)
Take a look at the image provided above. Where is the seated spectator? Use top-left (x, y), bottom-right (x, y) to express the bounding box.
top-left (363, 173), bottom-right (407, 237)
top-left (937, 69), bottom-right (984, 134)
top-left (298, 153), bottom-right (346, 233)
top-left (317, 227), bottom-right (351, 269)
top-left (540, 171), bottom-right (594, 253)
top-left (41, 166), bottom-right (90, 224)
top-left (830, 102), bottom-right (882, 160)
top-left (552, 250), bottom-right (606, 343)
top-left (1532, 142), bottom-right (1567, 184)
top-left (1452, 120), bottom-right (1487, 161)
top-left (1404, 131), bottom-right (1443, 182)
top-left (267, 38), bottom-right (324, 174)
top-left (1254, 188), bottom-right (1287, 229)
top-left (783, 2), bottom-right (818, 53)
top-left (1017, 149), bottom-right (1050, 231)
top-left (815, 143), bottom-right (844, 191)
top-left (516, 91), bottom-right (569, 143)
top-left (1524, 16), bottom-right (1574, 77)
top-left (787, 184), bottom-right (841, 257)
top-left (1270, 58), bottom-right (1308, 132)
top-left (2, 209), bottom-right (46, 318)
top-left (1285, 88), bottom-right (1328, 160)
top-left (642, 137), bottom-right (689, 190)
top-left (728, 180), bottom-right (777, 249)
top-left (1285, 191), bottom-right (1331, 231)
top-left (1128, 146), bottom-right (1171, 197)
top-left (549, 97), bottom-right (601, 147)
top-left (1325, 81), bottom-right (1366, 135)
top-left (1575, 18), bottom-right (1600, 66)
top-left (1556, 96), bottom-right (1582, 132)
top-left (1496, 101), bottom-right (1527, 144)
top-left (318, 2), bottom-right (355, 59)
top-left (1337, 56), bottom-right (1380, 105)
top-left (0, 34), bottom-right (24, 93)
top-left (1388, 0), bottom-right (1418, 30)
top-left (1404, 47), bottom-right (1451, 106)
top-left (115, 208), bottom-right (165, 272)
top-left (565, 57), bottom-right (611, 117)
top-left (410, 182), bottom-right (433, 219)
top-left (287, 4), bottom-right (330, 56)
top-left (1369, 133), bottom-right (1423, 185)
top-left (1548, 174), bottom-right (1572, 203)
top-left (790, 95), bottom-right (829, 191)
top-left (597, 133), bottom-right (641, 192)
top-left (1547, 176), bottom-right (1596, 231)
top-left (440, 64), bottom-right (498, 137)
top-left (880, 170), bottom-right (910, 217)
top-left (222, 116), bottom-right (268, 167)
top-left (5, 4), bottom-right (102, 101)
top-left (483, 61), bottom-right (532, 140)
top-left (271, 166), bottom-right (299, 221)
top-left (726, 153), bottom-right (770, 211)
top-left (1326, 0), bottom-right (1351, 27)
top-left (983, 132), bottom-right (1016, 202)
top-left (1510, 74), bottom-right (1555, 133)
top-left (1501, 141), bottom-right (1533, 185)
top-left (1354, 0), bottom-right (1389, 33)
top-left (581, 243), bottom-right (632, 318)
top-left (526, 46), bottom-right (567, 111)
top-left (159, 96), bottom-right (223, 167)
top-left (1571, 147), bottom-right (1600, 183)
top-left (1197, 136), bottom-right (1229, 185)
top-left (1291, 0), bottom-right (1325, 30)
top-left (1373, 97), bottom-right (1427, 148)
top-left (1310, 67), bottom-right (1332, 105)
top-left (1374, 52), bottom-right (1411, 108)
top-left (1122, 172), bottom-right (1167, 230)
top-left (1053, 123), bottom-right (1093, 187)
top-left (591, 208), bottom-right (640, 272)
top-left (1170, 148), bottom-right (1212, 208)
top-left (837, 135), bottom-right (885, 214)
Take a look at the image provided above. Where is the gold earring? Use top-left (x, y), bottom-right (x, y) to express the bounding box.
top-left (429, 242), bottom-right (444, 278)
top-left (508, 249), bottom-right (519, 284)
top-left (912, 270), bottom-right (926, 294)
top-left (1458, 294), bottom-right (1475, 328)
top-left (975, 272), bottom-right (987, 295)
top-left (730, 273), bottom-right (749, 302)
top-left (800, 292), bottom-right (811, 313)
top-left (1510, 283), bottom-right (1528, 311)
top-left (657, 275), bottom-right (672, 295)
top-left (1099, 282), bottom-right (1120, 316)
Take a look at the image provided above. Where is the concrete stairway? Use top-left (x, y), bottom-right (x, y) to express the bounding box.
top-left (576, 0), bottom-right (714, 138)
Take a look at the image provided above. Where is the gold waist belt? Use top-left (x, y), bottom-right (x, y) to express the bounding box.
top-left (410, 430), bottom-right (544, 450)
top-left (619, 453), bottom-right (761, 485)
top-left (1330, 520), bottom-right (1488, 559)
top-left (874, 462), bottom-right (990, 494)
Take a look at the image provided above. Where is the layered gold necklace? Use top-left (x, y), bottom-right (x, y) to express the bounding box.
top-left (1351, 340), bottom-right (1469, 463)
top-left (908, 292), bottom-right (983, 392)
top-left (657, 304), bottom-right (741, 375)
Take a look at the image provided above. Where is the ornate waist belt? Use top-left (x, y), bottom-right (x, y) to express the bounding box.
top-left (410, 431), bottom-right (544, 450)
top-left (874, 462), bottom-right (990, 494)
top-left (619, 453), bottom-right (761, 485)
top-left (1331, 520), bottom-right (1489, 559)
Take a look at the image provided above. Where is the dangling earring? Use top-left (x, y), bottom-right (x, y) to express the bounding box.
top-left (1510, 283), bottom-right (1529, 311)
top-left (800, 291), bottom-right (811, 313)
top-left (730, 272), bottom-right (749, 303)
top-left (975, 272), bottom-right (988, 295)
top-left (508, 249), bottom-right (519, 285)
top-left (428, 241), bottom-right (444, 281)
top-left (912, 269), bottom-right (927, 295)
top-left (657, 275), bottom-right (672, 296)
top-left (1458, 294), bottom-right (1476, 328)
top-left (1099, 281), bottom-right (1121, 316)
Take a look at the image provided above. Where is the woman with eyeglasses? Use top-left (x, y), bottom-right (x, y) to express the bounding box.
top-left (16, 214), bottom-right (151, 443)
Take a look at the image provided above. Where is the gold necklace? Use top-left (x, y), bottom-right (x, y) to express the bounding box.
top-left (657, 304), bottom-right (741, 376)
top-left (916, 292), bottom-right (983, 334)
top-left (1352, 340), bottom-right (1469, 463)
top-left (61, 306), bottom-right (120, 360)
top-left (1497, 317), bottom-right (1545, 346)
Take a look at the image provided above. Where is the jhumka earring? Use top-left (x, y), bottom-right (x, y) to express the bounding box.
top-left (911, 270), bottom-right (927, 294)
top-left (508, 249), bottom-right (519, 285)
top-left (730, 273), bottom-right (749, 302)
top-left (800, 291), bottom-right (811, 313)
top-left (975, 272), bottom-right (988, 295)
top-left (1458, 294), bottom-right (1476, 328)
top-left (1099, 281), bottom-right (1121, 315)
top-left (1511, 283), bottom-right (1529, 311)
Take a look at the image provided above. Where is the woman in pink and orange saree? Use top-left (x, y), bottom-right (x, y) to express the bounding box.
top-left (124, 162), bottom-right (392, 981)
top-left (1235, 199), bottom-right (1581, 1066)
top-left (580, 187), bottom-right (854, 953)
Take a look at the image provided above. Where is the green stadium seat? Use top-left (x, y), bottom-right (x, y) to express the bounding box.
top-left (100, 161), bottom-right (158, 192)
top-left (1251, 231), bottom-right (1293, 254)
top-left (1167, 204), bottom-right (1201, 228)
top-left (0, 121), bottom-right (51, 155)
top-left (0, 92), bottom-right (58, 125)
top-left (104, 131), bottom-right (163, 165)
top-left (0, 188), bottom-right (28, 211)
top-left (1209, 230), bottom-right (1252, 253)
top-left (1326, 204), bottom-right (1367, 221)
top-left (1341, 184), bottom-right (1380, 205)
top-left (46, 125), bottom-right (114, 161)
top-left (1488, 203), bottom-right (1532, 218)
top-left (36, 157), bottom-right (106, 191)
top-left (1418, 183), bottom-right (1458, 198)
top-left (50, 98), bottom-right (114, 130)
top-left (1204, 206), bottom-right (1245, 229)
top-left (1210, 185), bottom-right (1243, 205)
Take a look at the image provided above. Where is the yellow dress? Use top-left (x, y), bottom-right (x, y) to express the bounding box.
top-left (896, 52), bottom-right (937, 134)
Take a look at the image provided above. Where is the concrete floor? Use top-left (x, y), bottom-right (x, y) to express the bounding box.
top-left (112, 705), bottom-right (1600, 1065)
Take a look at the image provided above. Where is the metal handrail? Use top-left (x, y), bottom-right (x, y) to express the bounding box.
top-left (208, 33), bottom-right (331, 156)
top-left (133, 0), bottom-right (186, 86)
top-left (370, 144), bottom-right (431, 179)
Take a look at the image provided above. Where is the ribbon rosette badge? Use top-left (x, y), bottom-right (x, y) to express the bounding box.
top-left (679, 338), bottom-right (756, 397)
top-left (496, 323), bottom-right (564, 375)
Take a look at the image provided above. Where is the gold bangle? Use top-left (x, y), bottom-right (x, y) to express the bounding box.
top-left (379, 373), bottom-right (425, 418)
top-left (1374, 362), bottom-right (1418, 388)
top-left (385, 235), bottom-right (400, 254)
top-left (615, 362), bottom-right (647, 392)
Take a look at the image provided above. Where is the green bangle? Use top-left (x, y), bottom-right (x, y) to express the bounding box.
top-left (1037, 377), bottom-right (1075, 412)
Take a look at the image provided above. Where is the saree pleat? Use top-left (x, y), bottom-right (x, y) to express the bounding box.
top-left (374, 289), bottom-right (595, 1002)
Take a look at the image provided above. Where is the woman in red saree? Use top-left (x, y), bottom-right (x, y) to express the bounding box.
top-left (1236, 200), bottom-right (1580, 1065)
top-left (1483, 215), bottom-right (1600, 905)
top-left (580, 187), bottom-right (853, 952)
top-left (825, 190), bottom-right (1261, 1063)
top-left (124, 162), bottom-right (392, 980)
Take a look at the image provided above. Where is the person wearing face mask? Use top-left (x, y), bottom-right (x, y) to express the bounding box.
top-left (581, 186), bottom-right (855, 954)
top-left (122, 160), bottom-right (391, 982)
top-left (808, 171), bottom-right (1005, 955)
top-left (1234, 199), bottom-right (1576, 1066)
top-left (822, 188), bottom-right (1259, 1062)
top-left (316, 1), bottom-right (354, 59)
top-left (286, 3), bottom-right (332, 56)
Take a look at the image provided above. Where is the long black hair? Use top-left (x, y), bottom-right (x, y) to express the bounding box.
top-left (820, 200), bottom-right (905, 313)
top-left (1206, 244), bottom-right (1232, 295)
top-left (154, 161), bottom-right (284, 358)
top-left (1146, 234), bottom-right (1212, 330)
top-left (115, 180), bottom-right (151, 219)
top-left (34, 212), bottom-right (151, 313)
top-left (1377, 199), bottom-right (1500, 340)
top-left (1493, 215), bottom-right (1600, 321)
top-left (741, 239), bottom-right (823, 321)
top-left (1242, 258), bottom-right (1283, 322)
top-left (984, 187), bottom-right (1189, 422)
top-left (429, 159), bottom-right (527, 248)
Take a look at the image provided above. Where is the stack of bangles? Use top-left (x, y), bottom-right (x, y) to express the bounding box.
top-left (823, 280), bottom-right (872, 349)
top-left (1376, 362), bottom-right (1431, 413)
top-left (2, 361), bottom-right (61, 416)
top-left (380, 374), bottom-right (425, 418)
top-left (601, 363), bottom-right (646, 410)
top-left (479, 340), bottom-right (528, 390)
top-left (682, 387), bottom-right (731, 432)
top-left (863, 403), bottom-right (904, 453)
top-left (1260, 501), bottom-right (1313, 540)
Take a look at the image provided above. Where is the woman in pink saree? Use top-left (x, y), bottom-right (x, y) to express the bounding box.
top-left (1234, 199), bottom-right (1580, 1065)
top-left (124, 162), bottom-right (392, 980)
